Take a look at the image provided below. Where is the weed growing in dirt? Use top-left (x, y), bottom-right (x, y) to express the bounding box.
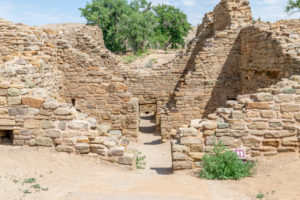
top-left (41, 187), bottom-right (49, 191)
top-left (23, 178), bottom-right (36, 184)
top-left (136, 151), bottom-right (146, 169)
top-left (23, 190), bottom-right (31, 194)
top-left (122, 51), bottom-right (151, 63)
top-left (199, 142), bottom-right (255, 180)
top-left (31, 184), bottom-right (41, 190)
top-left (256, 193), bottom-right (265, 199)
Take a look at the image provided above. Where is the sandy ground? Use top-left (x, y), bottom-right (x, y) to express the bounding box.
top-left (0, 116), bottom-right (299, 200)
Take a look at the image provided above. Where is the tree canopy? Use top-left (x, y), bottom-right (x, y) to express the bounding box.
top-left (286, 0), bottom-right (300, 14)
top-left (79, 0), bottom-right (191, 53)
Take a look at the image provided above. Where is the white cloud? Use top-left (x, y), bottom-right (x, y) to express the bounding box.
top-left (181, 0), bottom-right (197, 6)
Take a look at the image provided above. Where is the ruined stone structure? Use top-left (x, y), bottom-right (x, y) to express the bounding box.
top-left (169, 0), bottom-right (300, 172)
top-left (0, 19), bottom-right (137, 166)
top-left (1, 0), bottom-right (300, 172)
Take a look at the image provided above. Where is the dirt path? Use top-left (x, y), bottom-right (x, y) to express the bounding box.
top-left (0, 145), bottom-right (299, 200)
top-left (133, 114), bottom-right (172, 174)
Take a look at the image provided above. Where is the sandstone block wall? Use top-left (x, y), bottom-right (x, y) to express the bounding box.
top-left (0, 19), bottom-right (136, 166)
top-left (172, 76), bottom-right (300, 171)
top-left (160, 0), bottom-right (252, 141)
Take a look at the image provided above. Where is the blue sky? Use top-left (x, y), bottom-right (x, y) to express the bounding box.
top-left (0, 0), bottom-right (299, 26)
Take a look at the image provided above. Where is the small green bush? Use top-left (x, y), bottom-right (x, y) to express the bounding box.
top-left (136, 151), bottom-right (146, 169)
top-left (256, 193), bottom-right (265, 199)
top-left (199, 142), bottom-right (255, 180)
top-left (23, 178), bottom-right (36, 184)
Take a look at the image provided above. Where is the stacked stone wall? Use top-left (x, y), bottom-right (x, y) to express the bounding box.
top-left (160, 0), bottom-right (252, 141)
top-left (172, 76), bottom-right (300, 171)
top-left (0, 19), bottom-right (136, 166)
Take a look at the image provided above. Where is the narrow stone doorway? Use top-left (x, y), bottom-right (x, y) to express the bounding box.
top-left (0, 130), bottom-right (13, 145)
top-left (137, 110), bottom-right (172, 174)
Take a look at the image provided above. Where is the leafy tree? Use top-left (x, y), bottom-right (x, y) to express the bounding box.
top-left (153, 4), bottom-right (192, 50)
top-left (80, 0), bottom-right (192, 53)
top-left (286, 0), bottom-right (300, 14)
top-left (124, 0), bottom-right (157, 52)
top-left (79, 0), bottom-right (129, 52)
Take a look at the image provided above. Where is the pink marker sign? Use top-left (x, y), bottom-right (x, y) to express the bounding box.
top-left (234, 149), bottom-right (246, 160)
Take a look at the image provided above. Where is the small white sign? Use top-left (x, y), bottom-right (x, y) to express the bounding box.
top-left (234, 149), bottom-right (246, 160)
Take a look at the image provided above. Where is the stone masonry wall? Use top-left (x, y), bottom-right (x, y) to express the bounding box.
top-left (171, 17), bottom-right (300, 171)
top-left (37, 24), bottom-right (139, 137)
top-left (172, 76), bottom-right (300, 171)
top-left (0, 19), bottom-right (136, 167)
top-left (160, 0), bottom-right (252, 141)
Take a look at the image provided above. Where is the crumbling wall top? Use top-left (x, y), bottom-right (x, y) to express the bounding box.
top-left (213, 0), bottom-right (252, 31)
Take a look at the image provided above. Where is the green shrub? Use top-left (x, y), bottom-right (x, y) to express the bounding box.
top-left (199, 142), bottom-right (255, 180)
top-left (136, 151), bottom-right (146, 169)
top-left (256, 193), bottom-right (265, 199)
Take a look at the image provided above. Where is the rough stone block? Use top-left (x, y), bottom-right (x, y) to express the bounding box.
top-left (246, 102), bottom-right (270, 109)
top-left (43, 102), bottom-right (58, 110)
top-left (75, 143), bottom-right (90, 154)
top-left (172, 144), bottom-right (189, 152)
top-left (231, 111), bottom-right (245, 119)
top-left (24, 120), bottom-right (40, 129)
top-left (108, 146), bottom-right (124, 156)
top-left (45, 130), bottom-right (61, 138)
top-left (0, 119), bottom-right (15, 126)
top-left (54, 108), bottom-right (71, 115)
top-left (190, 145), bottom-right (203, 152)
top-left (282, 137), bottom-right (299, 146)
top-left (36, 137), bottom-right (53, 147)
top-left (9, 107), bottom-right (28, 116)
top-left (178, 128), bottom-right (198, 137)
top-left (68, 121), bottom-right (89, 130)
top-left (8, 97), bottom-right (21, 105)
top-left (40, 121), bottom-right (56, 129)
top-left (260, 110), bottom-right (276, 118)
top-left (243, 137), bottom-right (261, 147)
top-left (118, 152), bottom-right (135, 165)
top-left (275, 94), bottom-right (293, 103)
top-left (203, 121), bottom-right (217, 130)
top-left (248, 122), bottom-right (267, 130)
top-left (173, 152), bottom-right (188, 160)
top-left (109, 130), bottom-right (122, 139)
top-left (180, 137), bottom-right (202, 145)
top-left (188, 152), bottom-right (204, 160)
top-left (0, 89), bottom-right (7, 96)
top-left (58, 121), bottom-right (67, 130)
top-left (217, 122), bottom-right (229, 129)
top-left (281, 104), bottom-right (300, 112)
top-left (230, 121), bottom-right (245, 130)
top-left (255, 93), bottom-right (273, 102)
top-left (56, 145), bottom-right (74, 153)
top-left (7, 88), bottom-right (20, 97)
top-left (21, 96), bottom-right (45, 108)
top-left (263, 140), bottom-right (280, 147)
top-left (173, 161), bottom-right (192, 170)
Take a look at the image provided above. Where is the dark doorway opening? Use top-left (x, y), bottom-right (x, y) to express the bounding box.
top-left (71, 99), bottom-right (76, 106)
top-left (0, 130), bottom-right (13, 145)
